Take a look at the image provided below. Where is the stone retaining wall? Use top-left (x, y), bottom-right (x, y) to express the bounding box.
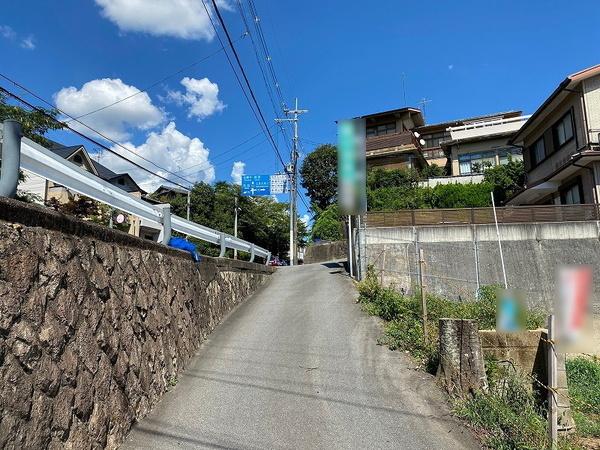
top-left (0, 198), bottom-right (273, 449)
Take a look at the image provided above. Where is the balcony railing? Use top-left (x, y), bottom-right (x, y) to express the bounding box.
top-left (366, 203), bottom-right (600, 227)
top-left (448, 115), bottom-right (531, 142)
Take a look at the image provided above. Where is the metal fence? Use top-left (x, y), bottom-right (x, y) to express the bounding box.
top-left (366, 203), bottom-right (600, 228)
top-left (5, 127), bottom-right (271, 263)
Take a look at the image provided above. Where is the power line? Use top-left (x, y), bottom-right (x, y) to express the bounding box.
top-left (175, 124), bottom-right (276, 174)
top-left (205, 0), bottom-right (287, 170)
top-left (0, 73), bottom-right (196, 188)
top-left (235, 0), bottom-right (292, 151)
top-left (66, 42), bottom-right (234, 122)
top-left (0, 86), bottom-right (195, 191)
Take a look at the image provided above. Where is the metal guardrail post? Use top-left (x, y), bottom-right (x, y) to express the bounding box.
top-left (0, 120), bottom-right (22, 198)
top-left (266, 252), bottom-right (271, 265)
top-left (219, 232), bottom-right (226, 257)
top-left (157, 204), bottom-right (171, 245)
top-left (249, 244), bottom-right (255, 263)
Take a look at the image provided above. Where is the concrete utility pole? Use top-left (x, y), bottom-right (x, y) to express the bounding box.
top-left (276, 98), bottom-right (307, 266)
top-left (233, 195), bottom-right (239, 260)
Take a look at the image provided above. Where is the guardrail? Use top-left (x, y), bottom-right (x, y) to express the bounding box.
top-left (11, 132), bottom-right (271, 263)
top-left (366, 203), bottom-right (600, 227)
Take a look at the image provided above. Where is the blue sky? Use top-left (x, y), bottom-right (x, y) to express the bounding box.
top-left (2, 0), bottom-right (600, 220)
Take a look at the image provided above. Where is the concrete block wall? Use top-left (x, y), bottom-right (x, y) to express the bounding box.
top-left (363, 221), bottom-right (600, 313)
top-left (304, 240), bottom-right (348, 264)
top-left (0, 198), bottom-right (274, 449)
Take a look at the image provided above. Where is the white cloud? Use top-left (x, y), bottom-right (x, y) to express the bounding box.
top-left (97, 122), bottom-right (215, 192)
top-left (168, 77), bottom-right (225, 120)
top-left (0, 25), bottom-right (35, 50)
top-left (230, 161), bottom-right (245, 185)
top-left (448, 64), bottom-right (454, 70)
top-left (54, 78), bottom-right (164, 141)
top-left (21, 35), bottom-right (35, 50)
top-left (95, 0), bottom-right (231, 41)
top-left (300, 214), bottom-right (311, 229)
top-left (0, 25), bottom-right (16, 40)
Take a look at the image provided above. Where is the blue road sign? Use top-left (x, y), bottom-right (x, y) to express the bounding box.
top-left (242, 175), bottom-right (271, 196)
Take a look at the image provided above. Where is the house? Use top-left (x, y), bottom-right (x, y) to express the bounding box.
top-left (416, 111), bottom-right (526, 176)
top-left (20, 143), bottom-right (146, 201)
top-left (350, 106), bottom-right (527, 180)
top-left (152, 185), bottom-right (190, 199)
top-left (356, 107), bottom-right (428, 172)
top-left (440, 111), bottom-right (528, 177)
top-left (507, 64), bottom-right (600, 206)
top-left (19, 143), bottom-right (162, 240)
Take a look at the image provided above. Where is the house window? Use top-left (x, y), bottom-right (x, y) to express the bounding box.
top-left (72, 154), bottom-right (83, 165)
top-left (498, 147), bottom-right (523, 165)
top-left (366, 122), bottom-right (396, 137)
top-left (560, 180), bottom-right (583, 205)
top-left (458, 151), bottom-right (496, 175)
top-left (530, 137), bottom-right (546, 167)
top-left (553, 111), bottom-right (574, 148)
top-left (423, 132), bottom-right (450, 148)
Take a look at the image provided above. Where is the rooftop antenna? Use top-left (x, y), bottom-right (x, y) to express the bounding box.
top-left (401, 73), bottom-right (407, 106)
top-left (418, 97), bottom-right (432, 121)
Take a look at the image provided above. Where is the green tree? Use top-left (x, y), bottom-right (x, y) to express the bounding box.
top-left (483, 159), bottom-right (525, 204)
top-left (311, 204), bottom-right (343, 242)
top-left (420, 163), bottom-right (445, 179)
top-left (367, 167), bottom-right (420, 190)
top-left (300, 144), bottom-right (337, 212)
top-left (0, 93), bottom-right (63, 146)
top-left (152, 181), bottom-right (308, 259)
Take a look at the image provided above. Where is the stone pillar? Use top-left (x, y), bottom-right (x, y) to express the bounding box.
top-left (437, 318), bottom-right (487, 396)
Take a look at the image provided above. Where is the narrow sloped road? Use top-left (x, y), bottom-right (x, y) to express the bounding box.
top-left (122, 262), bottom-right (479, 450)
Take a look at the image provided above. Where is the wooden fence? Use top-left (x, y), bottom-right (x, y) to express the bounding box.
top-left (366, 204), bottom-right (600, 227)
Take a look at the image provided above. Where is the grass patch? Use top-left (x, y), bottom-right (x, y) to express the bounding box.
top-left (566, 356), bottom-right (600, 438)
top-left (453, 368), bottom-right (550, 449)
top-left (357, 266), bottom-right (545, 372)
top-left (356, 266), bottom-right (597, 449)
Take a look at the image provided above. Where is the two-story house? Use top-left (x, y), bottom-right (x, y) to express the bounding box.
top-left (508, 64), bottom-right (600, 206)
top-left (416, 111), bottom-right (526, 177)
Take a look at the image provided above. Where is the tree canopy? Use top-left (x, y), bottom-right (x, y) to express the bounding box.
top-left (300, 144), bottom-right (337, 212)
top-left (311, 204), bottom-right (344, 242)
top-left (152, 182), bottom-right (308, 259)
top-left (0, 93), bottom-right (63, 146)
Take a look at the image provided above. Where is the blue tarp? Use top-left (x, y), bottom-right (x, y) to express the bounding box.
top-left (168, 237), bottom-right (201, 262)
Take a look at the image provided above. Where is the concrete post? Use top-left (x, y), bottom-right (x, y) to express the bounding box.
top-left (219, 233), bottom-right (226, 258)
top-left (0, 120), bottom-right (22, 198)
top-left (265, 252), bottom-right (271, 266)
top-left (250, 244), bottom-right (255, 263)
top-left (157, 204), bottom-right (171, 245)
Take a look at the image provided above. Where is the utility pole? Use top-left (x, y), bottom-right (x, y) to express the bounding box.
top-left (275, 98), bottom-right (307, 266)
top-left (233, 195), bottom-right (239, 260)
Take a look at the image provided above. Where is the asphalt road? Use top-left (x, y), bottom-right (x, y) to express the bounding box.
top-left (122, 262), bottom-right (479, 450)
